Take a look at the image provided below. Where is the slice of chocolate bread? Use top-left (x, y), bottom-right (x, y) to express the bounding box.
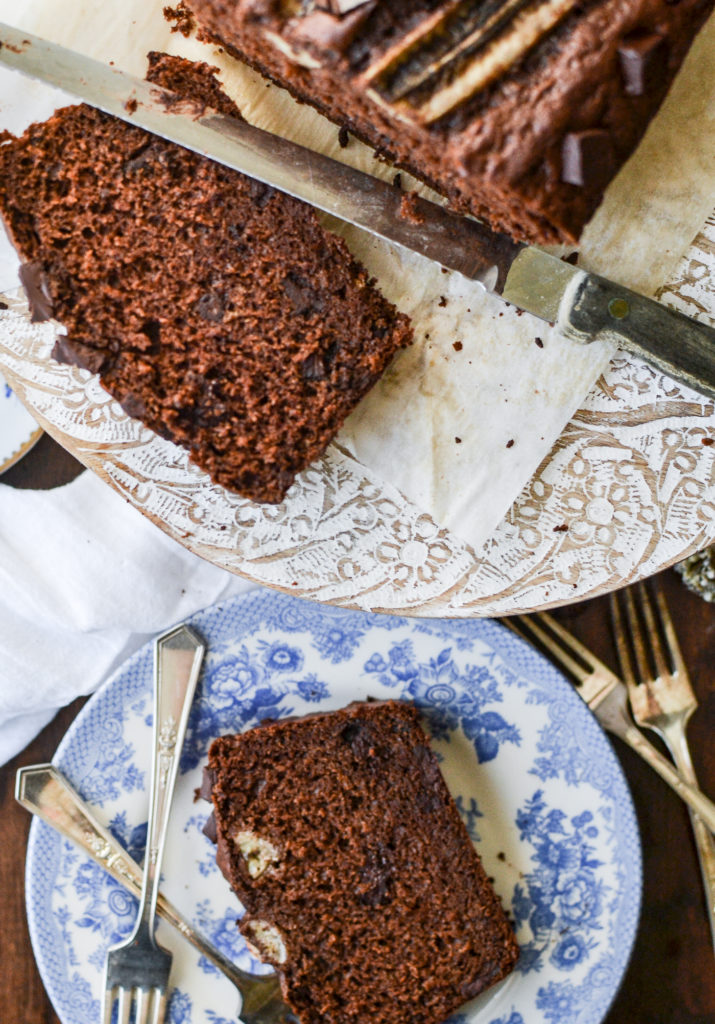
top-left (188, 0), bottom-right (714, 245)
top-left (0, 54), bottom-right (412, 503)
top-left (205, 700), bottom-right (519, 1024)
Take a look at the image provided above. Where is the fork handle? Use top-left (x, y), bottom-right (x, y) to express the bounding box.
top-left (15, 764), bottom-right (289, 1017)
top-left (662, 726), bottom-right (715, 953)
top-left (597, 692), bottom-right (715, 835)
top-left (136, 624), bottom-right (205, 938)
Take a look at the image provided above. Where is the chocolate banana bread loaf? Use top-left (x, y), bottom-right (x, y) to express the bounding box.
top-left (189, 0), bottom-right (714, 244)
top-left (203, 700), bottom-right (519, 1024)
top-left (0, 54), bottom-right (412, 503)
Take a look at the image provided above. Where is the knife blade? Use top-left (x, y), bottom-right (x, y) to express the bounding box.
top-left (1, 21), bottom-right (715, 399)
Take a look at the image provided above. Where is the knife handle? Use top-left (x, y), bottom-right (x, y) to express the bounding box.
top-left (560, 270), bottom-right (715, 401)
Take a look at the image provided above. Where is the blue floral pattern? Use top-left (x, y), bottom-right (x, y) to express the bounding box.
top-left (25, 591), bottom-right (640, 1024)
top-left (511, 792), bottom-right (604, 975)
top-left (364, 641), bottom-right (521, 759)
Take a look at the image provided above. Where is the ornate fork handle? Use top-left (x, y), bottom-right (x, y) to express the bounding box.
top-left (15, 764), bottom-right (287, 1021)
top-left (136, 624), bottom-right (206, 940)
top-left (594, 686), bottom-right (715, 836)
top-left (659, 716), bottom-right (715, 950)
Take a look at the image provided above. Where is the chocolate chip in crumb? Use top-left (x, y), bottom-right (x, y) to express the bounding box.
top-left (438, 296), bottom-right (447, 308)
top-left (455, 437), bottom-right (462, 444)
top-left (702, 437), bottom-right (714, 446)
top-left (338, 125), bottom-right (350, 148)
top-left (197, 292), bottom-right (225, 322)
top-left (283, 272), bottom-right (323, 315)
top-left (553, 524), bottom-right (568, 532)
top-left (301, 351), bottom-right (327, 381)
top-left (249, 179), bottom-right (275, 208)
top-left (506, 439), bottom-right (514, 448)
top-left (453, 341), bottom-right (463, 351)
top-left (534, 337), bottom-right (544, 348)
top-left (561, 130), bottom-right (615, 188)
top-left (19, 262), bottom-right (54, 322)
top-left (120, 392), bottom-right (147, 419)
top-left (618, 33), bottom-right (668, 96)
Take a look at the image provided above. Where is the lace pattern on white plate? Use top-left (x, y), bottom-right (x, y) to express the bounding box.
top-left (1, 214), bottom-right (714, 617)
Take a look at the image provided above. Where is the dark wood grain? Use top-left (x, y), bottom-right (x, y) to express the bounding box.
top-left (0, 443), bottom-right (713, 1024)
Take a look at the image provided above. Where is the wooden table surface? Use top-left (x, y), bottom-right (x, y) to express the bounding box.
top-left (1, 436), bottom-right (713, 1024)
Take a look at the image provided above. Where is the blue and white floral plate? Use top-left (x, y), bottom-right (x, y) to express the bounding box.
top-left (0, 369), bottom-right (41, 473)
top-left (26, 591), bottom-right (641, 1024)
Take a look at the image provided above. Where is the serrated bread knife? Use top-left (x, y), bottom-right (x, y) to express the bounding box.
top-left (1, 21), bottom-right (715, 399)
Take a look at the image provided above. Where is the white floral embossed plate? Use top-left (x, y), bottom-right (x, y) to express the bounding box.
top-left (1, 213), bottom-right (714, 614)
top-left (25, 591), bottom-right (641, 1024)
top-left (0, 369), bottom-right (42, 474)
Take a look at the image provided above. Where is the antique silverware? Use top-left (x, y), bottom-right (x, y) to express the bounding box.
top-left (611, 582), bottom-right (715, 953)
top-left (507, 612), bottom-right (715, 834)
top-left (15, 763), bottom-right (291, 1024)
top-left (101, 623), bottom-right (205, 1024)
top-left (1, 21), bottom-right (715, 398)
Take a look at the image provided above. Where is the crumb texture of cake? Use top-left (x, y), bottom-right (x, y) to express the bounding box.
top-left (0, 54), bottom-right (412, 504)
top-left (205, 700), bottom-right (519, 1024)
top-left (188, 0), bottom-right (715, 244)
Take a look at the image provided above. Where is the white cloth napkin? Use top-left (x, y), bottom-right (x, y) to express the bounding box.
top-left (0, 470), bottom-right (256, 764)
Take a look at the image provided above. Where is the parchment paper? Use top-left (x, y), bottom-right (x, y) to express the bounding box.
top-left (1, 0), bottom-right (713, 552)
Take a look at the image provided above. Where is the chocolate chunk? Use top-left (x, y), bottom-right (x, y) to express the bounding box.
top-left (248, 179), bottom-right (275, 209)
top-left (358, 842), bottom-right (394, 907)
top-left (0, 301), bottom-right (7, 310)
top-left (292, 3), bottom-right (377, 57)
top-left (283, 272), bottom-right (323, 315)
top-left (51, 336), bottom-right (107, 373)
top-left (561, 130), bottom-right (615, 188)
top-left (124, 141), bottom-right (156, 174)
top-left (18, 261), bottom-right (53, 322)
top-left (338, 125), bottom-right (350, 148)
top-left (119, 392), bottom-right (147, 419)
top-left (197, 291), bottom-right (225, 322)
top-left (618, 33), bottom-right (669, 96)
top-left (202, 810), bottom-right (218, 843)
top-left (301, 351), bottom-right (327, 381)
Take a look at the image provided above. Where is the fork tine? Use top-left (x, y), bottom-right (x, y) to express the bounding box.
top-left (636, 582), bottom-right (671, 680)
top-left (101, 990), bottom-right (115, 1024)
top-left (511, 614), bottom-right (591, 684)
top-left (653, 583), bottom-right (689, 679)
top-left (609, 589), bottom-right (635, 689)
top-left (118, 987), bottom-right (132, 1024)
top-left (152, 988), bottom-right (168, 1024)
top-left (622, 585), bottom-right (654, 684)
top-left (135, 986), bottom-right (150, 1024)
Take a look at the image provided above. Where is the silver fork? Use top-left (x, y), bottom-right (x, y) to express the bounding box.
top-left (611, 581), bottom-right (715, 953)
top-left (102, 624), bottom-right (205, 1024)
top-left (508, 612), bottom-right (715, 834)
top-left (15, 764), bottom-right (291, 1024)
